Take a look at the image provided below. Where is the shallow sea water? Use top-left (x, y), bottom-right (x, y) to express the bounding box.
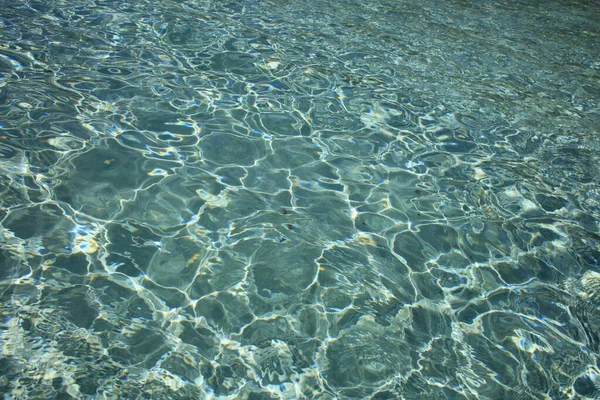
top-left (1, 0), bottom-right (600, 398)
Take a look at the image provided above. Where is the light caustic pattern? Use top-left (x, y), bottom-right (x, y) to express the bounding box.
top-left (0, 0), bottom-right (600, 398)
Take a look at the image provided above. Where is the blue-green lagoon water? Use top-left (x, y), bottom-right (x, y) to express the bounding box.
top-left (1, 0), bottom-right (600, 398)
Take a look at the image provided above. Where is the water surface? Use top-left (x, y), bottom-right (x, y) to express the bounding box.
top-left (1, 0), bottom-right (600, 398)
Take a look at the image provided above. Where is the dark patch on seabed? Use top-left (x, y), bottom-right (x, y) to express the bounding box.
top-left (0, 0), bottom-right (599, 398)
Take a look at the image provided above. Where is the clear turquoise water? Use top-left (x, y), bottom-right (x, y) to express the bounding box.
top-left (1, 0), bottom-right (599, 398)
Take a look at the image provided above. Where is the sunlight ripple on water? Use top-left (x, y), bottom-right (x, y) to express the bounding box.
top-left (0, 0), bottom-right (599, 398)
